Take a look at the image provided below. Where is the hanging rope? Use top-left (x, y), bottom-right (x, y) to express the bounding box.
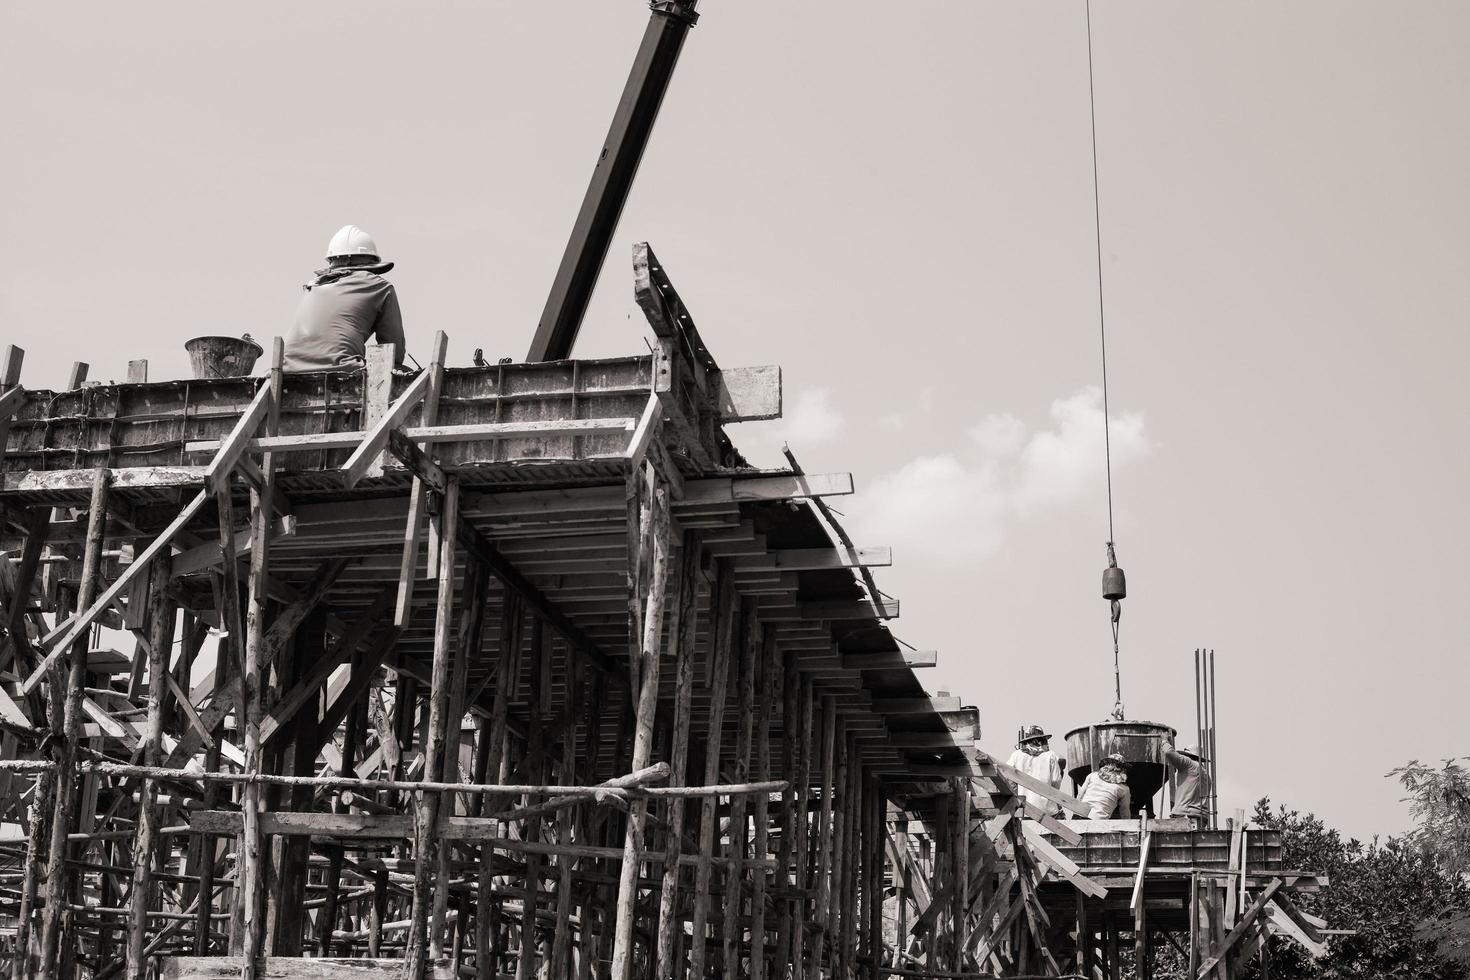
top-left (1086, 0), bottom-right (1115, 546)
top-left (1087, 0), bottom-right (1128, 721)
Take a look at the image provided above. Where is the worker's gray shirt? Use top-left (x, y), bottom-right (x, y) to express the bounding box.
top-left (283, 267), bottom-right (405, 372)
top-left (1167, 750), bottom-right (1211, 816)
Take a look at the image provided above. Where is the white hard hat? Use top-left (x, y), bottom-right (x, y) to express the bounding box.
top-left (326, 224), bottom-right (380, 260)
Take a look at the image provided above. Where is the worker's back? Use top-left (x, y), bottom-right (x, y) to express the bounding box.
top-left (284, 267), bottom-right (404, 372)
top-left (284, 225), bottom-right (406, 372)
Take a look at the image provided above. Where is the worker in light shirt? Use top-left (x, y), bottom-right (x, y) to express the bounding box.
top-left (1005, 725), bottom-right (1066, 818)
top-left (1076, 753), bottom-right (1133, 820)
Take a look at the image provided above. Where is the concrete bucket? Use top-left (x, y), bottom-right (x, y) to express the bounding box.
top-left (1064, 719), bottom-right (1178, 817)
top-left (185, 335), bottom-right (263, 379)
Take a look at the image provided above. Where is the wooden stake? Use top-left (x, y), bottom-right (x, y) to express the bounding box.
top-left (749, 624), bottom-right (776, 980)
top-left (721, 599), bottom-right (758, 980)
top-left (688, 561), bottom-right (737, 980)
top-left (125, 551), bottom-right (176, 979)
top-left (610, 471), bottom-right (671, 980)
top-left (409, 477), bottom-right (461, 978)
top-left (654, 530), bottom-right (702, 980)
top-left (37, 466), bottom-right (109, 980)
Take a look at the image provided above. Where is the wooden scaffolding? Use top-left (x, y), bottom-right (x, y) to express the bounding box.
top-left (0, 246), bottom-right (1324, 979)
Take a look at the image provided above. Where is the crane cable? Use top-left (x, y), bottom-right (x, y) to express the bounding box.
top-left (1085, 0), bottom-right (1127, 720)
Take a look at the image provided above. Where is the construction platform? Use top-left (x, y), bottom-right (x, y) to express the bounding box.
top-left (0, 246), bottom-right (1324, 980)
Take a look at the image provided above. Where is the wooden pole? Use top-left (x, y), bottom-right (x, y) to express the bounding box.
top-left (791, 674), bottom-right (814, 980)
top-left (749, 624), bottom-right (776, 980)
top-left (611, 467), bottom-right (671, 980)
top-left (720, 599), bottom-right (758, 980)
top-left (515, 617), bottom-right (553, 980)
top-left (409, 477), bottom-right (461, 978)
top-left (37, 466), bottom-right (109, 980)
top-left (687, 561), bottom-right (737, 980)
top-left (550, 656), bottom-right (583, 980)
top-left (125, 551), bottom-right (176, 979)
top-left (654, 530), bottom-right (702, 980)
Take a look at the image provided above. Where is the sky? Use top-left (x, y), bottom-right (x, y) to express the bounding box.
top-left (3, 2), bottom-right (1466, 842)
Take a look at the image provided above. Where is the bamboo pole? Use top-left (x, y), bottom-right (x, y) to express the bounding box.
top-left (37, 466), bottom-right (109, 980)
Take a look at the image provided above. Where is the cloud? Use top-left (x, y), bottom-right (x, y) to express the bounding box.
top-left (784, 387), bottom-right (846, 444)
top-left (848, 387), bottom-right (1154, 565)
top-left (739, 385), bottom-right (847, 465)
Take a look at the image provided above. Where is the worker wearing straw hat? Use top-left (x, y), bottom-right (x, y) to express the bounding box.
top-left (1165, 737), bottom-right (1212, 828)
top-left (1005, 725), bottom-right (1066, 818)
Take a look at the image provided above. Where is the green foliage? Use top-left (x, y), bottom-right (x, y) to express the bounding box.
top-left (1234, 791), bottom-right (1470, 979)
top-left (1390, 759), bottom-right (1470, 967)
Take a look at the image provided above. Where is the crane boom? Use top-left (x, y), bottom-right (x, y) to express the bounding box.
top-left (526, 0), bottom-right (700, 363)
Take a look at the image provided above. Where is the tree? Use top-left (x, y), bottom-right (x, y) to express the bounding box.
top-left (1390, 758), bottom-right (1470, 968)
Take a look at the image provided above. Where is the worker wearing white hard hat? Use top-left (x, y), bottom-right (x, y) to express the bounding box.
top-left (283, 225), bottom-right (406, 372)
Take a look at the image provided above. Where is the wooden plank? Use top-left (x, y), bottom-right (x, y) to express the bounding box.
top-left (1131, 818), bottom-right (1153, 913)
top-left (771, 546), bottom-right (890, 571)
top-left (341, 363), bottom-right (430, 487)
top-left (623, 392), bottom-right (662, 464)
top-left (394, 331), bottom-right (447, 629)
top-left (714, 365), bottom-right (782, 422)
top-left (981, 752), bottom-right (1092, 818)
top-left (0, 384), bottom-right (27, 419)
top-left (1020, 820), bottom-right (1108, 899)
top-left (870, 696), bottom-right (959, 714)
top-left (799, 598), bottom-right (898, 621)
top-left (840, 650), bottom-right (936, 671)
top-left (161, 956), bottom-right (454, 979)
top-left (1021, 802), bottom-right (1083, 845)
top-left (0, 466), bottom-right (206, 494)
top-left (22, 490), bottom-right (209, 696)
top-left (202, 379), bottom-right (273, 495)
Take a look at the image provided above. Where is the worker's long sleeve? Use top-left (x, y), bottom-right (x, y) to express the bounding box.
top-left (374, 287), bottom-right (406, 366)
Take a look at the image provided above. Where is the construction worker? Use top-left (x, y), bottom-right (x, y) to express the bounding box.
top-left (1075, 753), bottom-right (1132, 820)
top-left (1164, 738), bottom-right (1212, 828)
top-left (1005, 725), bottom-right (1066, 817)
top-left (283, 225), bottom-right (406, 372)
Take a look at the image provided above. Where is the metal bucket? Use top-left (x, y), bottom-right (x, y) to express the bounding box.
top-left (1064, 719), bottom-right (1177, 817)
top-left (185, 335), bottom-right (263, 379)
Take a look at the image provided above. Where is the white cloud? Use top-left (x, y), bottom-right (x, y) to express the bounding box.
top-left (784, 387), bottom-right (846, 444)
top-left (848, 387), bottom-right (1154, 566)
top-left (738, 385), bottom-right (848, 466)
